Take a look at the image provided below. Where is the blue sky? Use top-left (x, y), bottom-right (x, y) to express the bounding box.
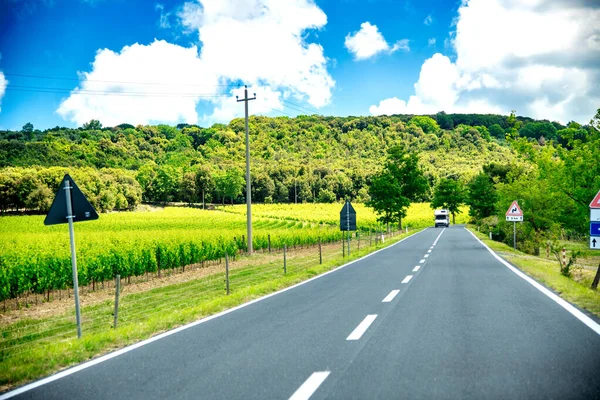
top-left (0, 0), bottom-right (598, 130)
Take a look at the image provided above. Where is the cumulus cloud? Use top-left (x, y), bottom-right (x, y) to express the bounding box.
top-left (0, 72), bottom-right (7, 112)
top-left (370, 0), bottom-right (600, 124)
top-left (345, 22), bottom-right (409, 60)
top-left (424, 15), bottom-right (433, 25)
top-left (58, 0), bottom-right (334, 126)
top-left (428, 38), bottom-right (436, 46)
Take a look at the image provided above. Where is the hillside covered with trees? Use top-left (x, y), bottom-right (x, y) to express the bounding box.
top-left (4, 111), bottom-right (591, 215)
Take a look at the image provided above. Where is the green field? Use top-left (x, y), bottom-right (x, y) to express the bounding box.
top-left (0, 203), bottom-right (468, 303)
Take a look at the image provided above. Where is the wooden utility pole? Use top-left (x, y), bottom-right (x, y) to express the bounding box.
top-left (237, 86), bottom-right (256, 254)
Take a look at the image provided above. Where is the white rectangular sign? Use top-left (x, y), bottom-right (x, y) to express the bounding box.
top-left (591, 209), bottom-right (600, 222)
top-left (591, 236), bottom-right (599, 250)
top-left (506, 216), bottom-right (523, 222)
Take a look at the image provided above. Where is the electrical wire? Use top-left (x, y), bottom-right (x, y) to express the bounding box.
top-left (3, 72), bottom-right (239, 87)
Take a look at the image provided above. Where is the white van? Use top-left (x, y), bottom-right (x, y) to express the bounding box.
top-left (434, 209), bottom-right (450, 228)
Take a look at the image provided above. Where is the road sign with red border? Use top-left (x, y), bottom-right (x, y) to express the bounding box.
top-left (590, 190), bottom-right (600, 209)
top-left (506, 200), bottom-right (523, 222)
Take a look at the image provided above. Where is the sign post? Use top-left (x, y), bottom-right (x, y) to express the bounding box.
top-left (340, 201), bottom-right (357, 256)
top-left (505, 200), bottom-right (524, 250)
top-left (590, 190), bottom-right (600, 251)
top-left (44, 174), bottom-right (98, 338)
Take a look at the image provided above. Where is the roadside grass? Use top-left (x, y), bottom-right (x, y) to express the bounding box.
top-left (0, 229), bottom-right (420, 392)
top-left (467, 226), bottom-right (600, 318)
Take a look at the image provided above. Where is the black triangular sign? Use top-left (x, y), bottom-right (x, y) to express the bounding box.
top-left (340, 201), bottom-right (357, 231)
top-left (44, 174), bottom-right (99, 226)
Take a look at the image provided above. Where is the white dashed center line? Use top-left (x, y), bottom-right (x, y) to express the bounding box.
top-left (289, 371), bottom-right (330, 400)
top-left (382, 290), bottom-right (400, 303)
top-left (413, 265), bottom-right (420, 272)
top-left (419, 259), bottom-right (425, 263)
top-left (424, 254), bottom-right (429, 258)
top-left (402, 275), bottom-right (413, 284)
top-left (347, 315), bottom-right (378, 341)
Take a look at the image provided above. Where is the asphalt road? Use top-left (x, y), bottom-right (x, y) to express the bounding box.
top-left (5, 226), bottom-right (600, 400)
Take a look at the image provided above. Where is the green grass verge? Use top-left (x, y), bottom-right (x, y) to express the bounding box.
top-left (467, 226), bottom-right (600, 318)
top-left (0, 229), bottom-right (420, 392)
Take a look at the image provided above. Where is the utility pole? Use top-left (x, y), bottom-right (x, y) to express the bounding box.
top-left (237, 86), bottom-right (256, 254)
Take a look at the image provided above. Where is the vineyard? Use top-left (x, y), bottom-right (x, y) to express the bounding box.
top-left (0, 203), bottom-right (468, 303)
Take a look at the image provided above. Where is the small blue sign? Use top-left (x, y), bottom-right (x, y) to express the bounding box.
top-left (591, 222), bottom-right (600, 236)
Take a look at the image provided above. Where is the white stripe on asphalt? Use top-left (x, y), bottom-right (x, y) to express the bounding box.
top-left (413, 266), bottom-right (421, 272)
top-left (465, 228), bottom-right (600, 336)
top-left (382, 290), bottom-right (400, 303)
top-left (347, 315), bottom-right (378, 340)
top-left (424, 254), bottom-right (429, 258)
top-left (419, 259), bottom-right (425, 263)
top-left (289, 371), bottom-right (330, 400)
top-left (0, 230), bottom-right (430, 400)
top-left (402, 275), bottom-right (413, 284)
top-left (428, 250), bottom-right (432, 253)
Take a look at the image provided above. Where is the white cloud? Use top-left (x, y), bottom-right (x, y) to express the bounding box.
top-left (370, 0), bottom-right (600, 124)
top-left (156, 3), bottom-right (171, 29)
top-left (428, 37), bottom-right (436, 46)
top-left (58, 0), bottom-right (334, 126)
top-left (57, 41), bottom-right (215, 126)
top-left (0, 72), bottom-right (7, 112)
top-left (345, 22), bottom-right (409, 60)
top-left (424, 15), bottom-right (433, 25)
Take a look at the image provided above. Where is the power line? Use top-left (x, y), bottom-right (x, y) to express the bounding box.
top-left (2, 72), bottom-right (238, 87)
top-left (4, 85), bottom-right (230, 98)
top-left (282, 99), bottom-right (321, 115)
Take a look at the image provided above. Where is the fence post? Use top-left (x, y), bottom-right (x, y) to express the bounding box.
top-left (562, 248), bottom-right (566, 268)
top-left (283, 244), bottom-right (287, 274)
top-left (268, 234), bottom-right (271, 253)
top-left (489, 232), bottom-right (492, 240)
top-left (113, 274), bottom-right (120, 329)
top-left (225, 252), bottom-right (230, 295)
top-left (319, 237), bottom-right (322, 265)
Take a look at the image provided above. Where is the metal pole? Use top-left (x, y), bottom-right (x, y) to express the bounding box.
top-left (283, 244), bottom-right (287, 274)
top-left (113, 274), bottom-right (120, 329)
top-left (513, 221), bottom-right (516, 250)
top-left (346, 201), bottom-right (350, 256)
top-left (237, 86), bottom-right (256, 254)
top-left (225, 252), bottom-right (230, 295)
top-left (268, 234), bottom-right (271, 253)
top-left (64, 179), bottom-right (82, 338)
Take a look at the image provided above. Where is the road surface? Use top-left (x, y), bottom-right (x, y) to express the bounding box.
top-left (5, 226), bottom-right (600, 399)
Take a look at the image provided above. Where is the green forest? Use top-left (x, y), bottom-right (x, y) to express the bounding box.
top-left (1, 110), bottom-right (599, 254)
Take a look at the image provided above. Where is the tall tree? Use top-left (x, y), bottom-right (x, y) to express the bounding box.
top-left (367, 146), bottom-right (428, 230)
top-left (466, 173), bottom-right (496, 220)
top-left (194, 165), bottom-right (214, 209)
top-left (431, 178), bottom-right (465, 224)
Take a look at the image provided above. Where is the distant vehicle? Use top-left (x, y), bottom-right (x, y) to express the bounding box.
top-left (434, 209), bottom-right (450, 228)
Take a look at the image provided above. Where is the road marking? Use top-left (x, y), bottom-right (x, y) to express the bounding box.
top-left (347, 315), bottom-right (378, 340)
top-left (382, 290), bottom-right (400, 303)
top-left (413, 266), bottom-right (420, 272)
top-left (289, 371), bottom-right (330, 400)
top-left (465, 228), bottom-right (600, 336)
top-left (428, 249), bottom-right (432, 253)
top-left (402, 275), bottom-right (413, 283)
top-left (424, 254), bottom-right (429, 258)
top-left (419, 259), bottom-right (425, 263)
top-left (0, 230), bottom-right (429, 400)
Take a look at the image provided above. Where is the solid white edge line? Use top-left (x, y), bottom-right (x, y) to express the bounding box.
top-left (289, 371), bottom-right (331, 400)
top-left (465, 228), bottom-right (600, 336)
top-left (0, 229), bottom-right (429, 400)
top-left (347, 314), bottom-right (378, 341)
top-left (412, 266), bottom-right (421, 272)
top-left (402, 275), bottom-right (413, 284)
top-left (382, 290), bottom-right (400, 303)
